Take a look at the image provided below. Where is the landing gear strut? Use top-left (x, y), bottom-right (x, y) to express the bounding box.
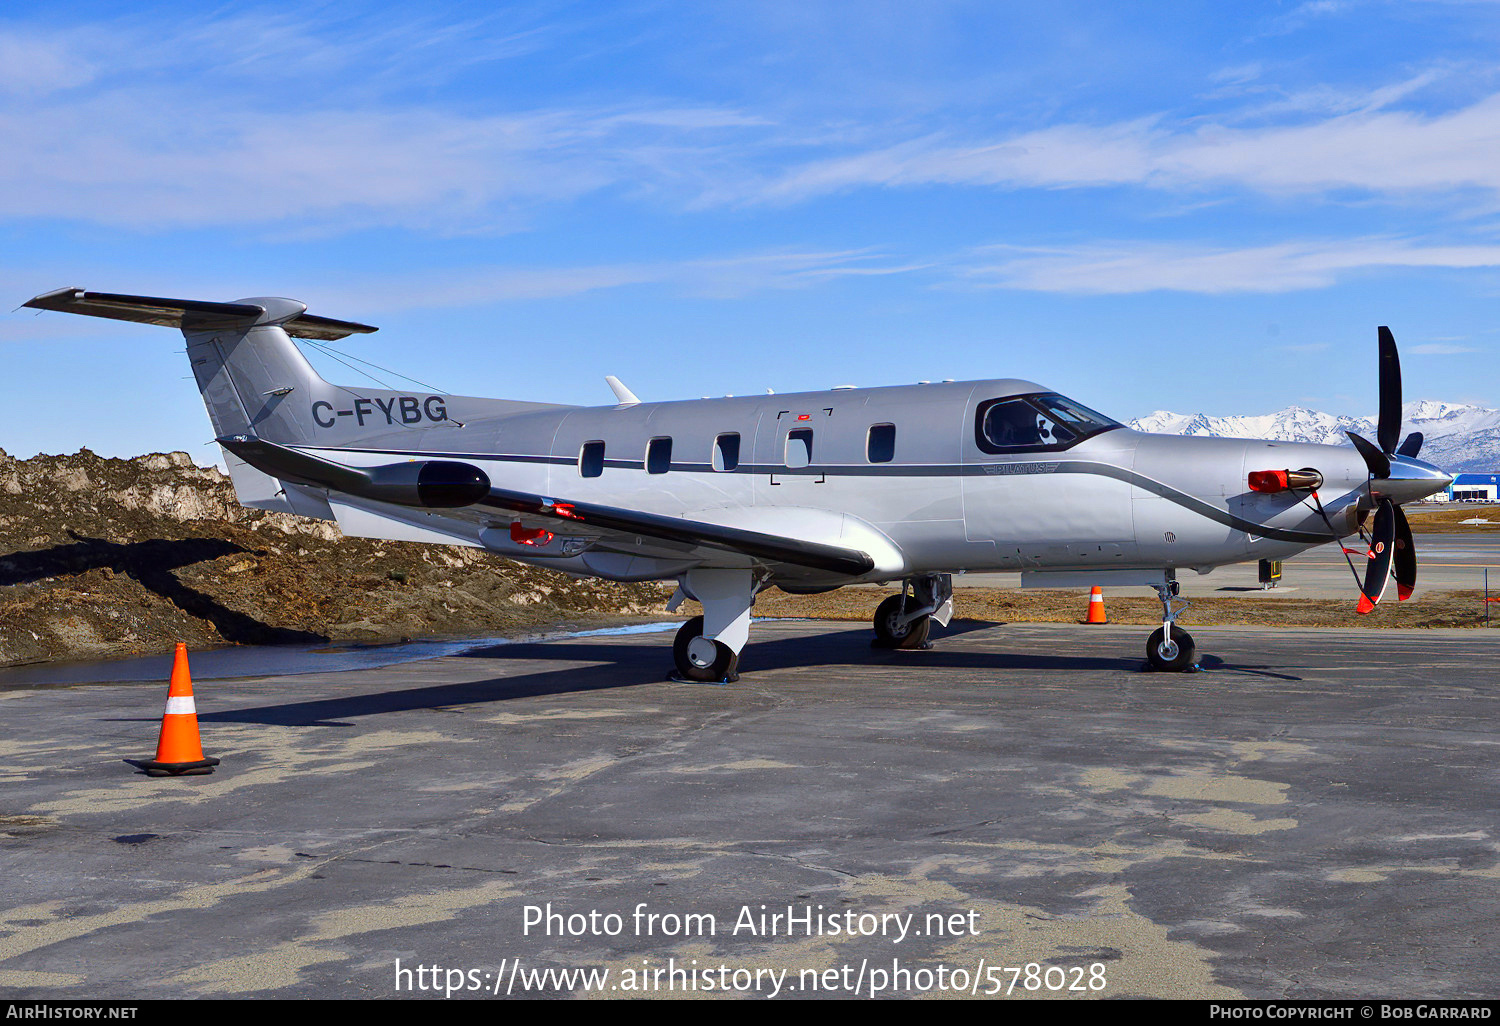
top-left (1146, 575), bottom-right (1197, 672)
top-left (873, 574), bottom-right (954, 649)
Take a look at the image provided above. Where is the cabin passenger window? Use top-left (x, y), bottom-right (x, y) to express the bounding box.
top-left (785, 428), bottom-right (813, 469)
top-left (579, 440), bottom-right (605, 478)
top-left (713, 433), bottom-right (740, 472)
top-left (646, 437), bottom-right (672, 474)
top-left (867, 424), bottom-right (896, 463)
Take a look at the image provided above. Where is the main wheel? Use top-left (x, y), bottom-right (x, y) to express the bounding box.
top-left (673, 616), bottom-right (739, 682)
top-left (873, 595), bottom-right (931, 649)
top-left (1146, 625), bottom-right (1196, 672)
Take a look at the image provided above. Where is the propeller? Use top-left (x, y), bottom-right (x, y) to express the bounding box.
top-left (1343, 326), bottom-right (1423, 613)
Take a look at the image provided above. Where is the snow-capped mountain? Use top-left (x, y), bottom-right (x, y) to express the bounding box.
top-left (1126, 402), bottom-right (1500, 474)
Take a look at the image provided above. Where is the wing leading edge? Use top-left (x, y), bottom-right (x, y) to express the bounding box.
top-left (218, 436), bottom-right (876, 577)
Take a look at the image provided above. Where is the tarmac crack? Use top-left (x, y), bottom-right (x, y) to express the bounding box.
top-left (740, 848), bottom-right (857, 880)
top-left (295, 852), bottom-right (522, 876)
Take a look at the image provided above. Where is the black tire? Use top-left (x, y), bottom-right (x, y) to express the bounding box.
top-left (673, 616), bottom-right (740, 682)
top-left (1146, 626), bottom-right (1196, 672)
top-left (873, 595), bottom-right (932, 650)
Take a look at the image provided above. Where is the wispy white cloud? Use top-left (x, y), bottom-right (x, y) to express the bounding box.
top-left (0, 93), bottom-right (774, 232)
top-left (0, 30), bottom-right (96, 95)
top-left (1409, 342), bottom-right (1481, 354)
top-left (955, 237), bottom-right (1500, 294)
top-left (749, 86), bottom-right (1500, 206)
top-left (0, 10), bottom-right (772, 233)
top-left (6, 8), bottom-right (1500, 235)
top-left (309, 248), bottom-right (922, 310)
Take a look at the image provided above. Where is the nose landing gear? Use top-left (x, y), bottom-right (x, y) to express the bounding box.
top-left (1145, 576), bottom-right (1197, 672)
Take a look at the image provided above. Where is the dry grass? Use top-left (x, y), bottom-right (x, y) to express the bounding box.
top-left (751, 586), bottom-right (1495, 630)
top-left (1406, 503), bottom-right (1500, 532)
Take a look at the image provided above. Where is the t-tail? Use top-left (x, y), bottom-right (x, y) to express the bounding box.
top-left (21, 287), bottom-right (557, 518)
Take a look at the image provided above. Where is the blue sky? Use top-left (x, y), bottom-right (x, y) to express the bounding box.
top-left (5, 0), bottom-right (1500, 459)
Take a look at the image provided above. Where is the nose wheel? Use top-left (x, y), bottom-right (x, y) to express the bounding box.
top-left (1144, 576), bottom-right (1199, 672)
top-left (673, 615), bottom-right (740, 682)
top-left (1146, 625), bottom-right (1196, 672)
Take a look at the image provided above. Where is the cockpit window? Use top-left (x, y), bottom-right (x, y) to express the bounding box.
top-left (976, 392), bottom-right (1119, 454)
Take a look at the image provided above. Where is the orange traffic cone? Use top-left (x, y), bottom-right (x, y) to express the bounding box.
top-left (130, 644), bottom-right (219, 777)
top-left (1084, 586), bottom-right (1107, 624)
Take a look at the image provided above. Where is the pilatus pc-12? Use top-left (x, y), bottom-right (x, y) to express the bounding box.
top-left (25, 288), bottom-right (1452, 678)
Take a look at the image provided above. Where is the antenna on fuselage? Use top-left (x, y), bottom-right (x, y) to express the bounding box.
top-left (605, 376), bottom-right (640, 406)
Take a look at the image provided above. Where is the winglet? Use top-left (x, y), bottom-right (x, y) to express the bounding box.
top-left (605, 375), bottom-right (640, 406)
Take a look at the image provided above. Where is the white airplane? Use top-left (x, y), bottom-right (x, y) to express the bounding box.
top-left (24, 288), bottom-right (1453, 679)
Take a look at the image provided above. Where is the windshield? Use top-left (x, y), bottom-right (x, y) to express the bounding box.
top-left (977, 392), bottom-right (1120, 453)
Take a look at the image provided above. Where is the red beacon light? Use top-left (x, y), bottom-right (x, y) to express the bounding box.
top-left (1248, 469), bottom-right (1324, 494)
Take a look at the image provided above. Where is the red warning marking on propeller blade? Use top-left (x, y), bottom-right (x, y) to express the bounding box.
top-left (1357, 594), bottom-right (1377, 615)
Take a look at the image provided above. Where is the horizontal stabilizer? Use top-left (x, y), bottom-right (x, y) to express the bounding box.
top-left (22, 287), bottom-right (377, 341)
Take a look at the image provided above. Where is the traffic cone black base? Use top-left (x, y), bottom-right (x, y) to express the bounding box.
top-left (126, 756), bottom-right (221, 777)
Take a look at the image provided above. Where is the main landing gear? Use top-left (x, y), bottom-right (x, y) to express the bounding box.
top-left (1146, 576), bottom-right (1197, 672)
top-left (673, 616), bottom-right (738, 682)
top-left (667, 568), bottom-right (759, 683)
top-left (873, 574), bottom-right (954, 649)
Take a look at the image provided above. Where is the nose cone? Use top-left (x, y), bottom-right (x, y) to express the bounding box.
top-left (1373, 455), bottom-right (1452, 505)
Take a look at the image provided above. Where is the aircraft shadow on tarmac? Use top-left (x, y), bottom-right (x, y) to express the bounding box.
top-left (199, 622), bottom-right (1299, 728)
top-left (0, 534), bottom-right (327, 646)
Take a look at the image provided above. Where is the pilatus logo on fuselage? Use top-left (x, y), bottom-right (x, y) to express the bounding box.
top-left (312, 396), bottom-right (448, 429)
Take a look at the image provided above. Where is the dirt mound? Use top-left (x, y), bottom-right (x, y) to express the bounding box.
top-left (0, 448), bottom-right (668, 667)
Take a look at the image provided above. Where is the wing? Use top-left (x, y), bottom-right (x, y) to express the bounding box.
top-left (218, 435), bottom-right (876, 577)
top-left (474, 486), bottom-right (875, 576)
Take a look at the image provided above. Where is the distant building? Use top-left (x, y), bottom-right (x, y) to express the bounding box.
top-left (1447, 473), bottom-right (1500, 501)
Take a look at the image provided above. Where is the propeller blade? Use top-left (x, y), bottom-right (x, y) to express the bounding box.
top-left (1397, 431), bottom-right (1424, 459)
top-left (1357, 499), bottom-right (1397, 614)
top-left (1346, 430), bottom-right (1391, 480)
top-left (1377, 325), bottom-right (1402, 455)
top-left (1392, 504), bottom-right (1416, 601)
